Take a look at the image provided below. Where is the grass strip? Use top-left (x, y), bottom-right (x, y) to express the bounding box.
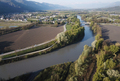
top-left (2, 40), bottom-right (55, 59)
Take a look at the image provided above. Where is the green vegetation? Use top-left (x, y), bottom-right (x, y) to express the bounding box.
top-left (34, 62), bottom-right (75, 81)
top-left (90, 21), bottom-right (102, 34)
top-left (81, 12), bottom-right (120, 24)
top-left (93, 44), bottom-right (120, 81)
top-left (0, 22), bottom-right (31, 28)
top-left (2, 40), bottom-right (55, 59)
top-left (0, 15), bottom-right (84, 65)
top-left (81, 14), bottom-right (120, 81)
top-left (27, 18), bottom-right (39, 22)
top-left (8, 45), bottom-right (95, 81)
top-left (7, 13), bottom-right (120, 81)
top-left (66, 24), bottom-right (72, 30)
top-left (8, 73), bottom-right (31, 81)
top-left (0, 22), bottom-right (37, 36)
top-left (57, 16), bottom-right (84, 45)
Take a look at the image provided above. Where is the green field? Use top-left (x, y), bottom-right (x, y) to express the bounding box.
top-left (0, 21), bottom-right (31, 28)
top-left (27, 18), bottom-right (39, 22)
top-left (66, 24), bottom-right (72, 30)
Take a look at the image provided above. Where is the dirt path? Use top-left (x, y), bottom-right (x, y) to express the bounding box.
top-left (100, 25), bottom-right (120, 44)
top-left (90, 61), bottom-right (96, 81)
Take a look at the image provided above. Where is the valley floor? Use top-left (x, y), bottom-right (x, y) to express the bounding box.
top-left (0, 26), bottom-right (63, 52)
top-left (101, 25), bottom-right (120, 43)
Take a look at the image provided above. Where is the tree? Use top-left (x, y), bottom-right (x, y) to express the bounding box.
top-left (90, 21), bottom-right (94, 27)
top-left (95, 38), bottom-right (104, 50)
top-left (107, 69), bottom-right (120, 78)
top-left (95, 34), bottom-right (102, 40)
top-left (84, 45), bottom-right (89, 51)
top-left (106, 59), bottom-right (116, 69)
top-left (110, 45), bottom-right (119, 57)
top-left (54, 21), bottom-right (58, 27)
top-left (57, 32), bottom-right (68, 44)
top-left (103, 77), bottom-right (110, 81)
top-left (104, 45), bottom-right (109, 52)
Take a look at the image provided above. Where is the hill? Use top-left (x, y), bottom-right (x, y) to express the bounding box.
top-left (95, 6), bottom-right (120, 12)
top-left (0, 0), bottom-right (69, 14)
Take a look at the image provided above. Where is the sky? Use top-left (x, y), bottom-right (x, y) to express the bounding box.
top-left (27, 0), bottom-right (120, 9)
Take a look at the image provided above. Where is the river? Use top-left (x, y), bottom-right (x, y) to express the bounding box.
top-left (0, 15), bottom-right (95, 80)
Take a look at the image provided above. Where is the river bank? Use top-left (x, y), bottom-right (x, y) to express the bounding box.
top-left (0, 15), bottom-right (95, 80)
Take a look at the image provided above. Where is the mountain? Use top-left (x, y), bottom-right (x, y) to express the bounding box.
top-left (95, 6), bottom-right (120, 12)
top-left (107, 1), bottom-right (120, 7)
top-left (67, 1), bottom-right (120, 9)
top-left (68, 2), bottom-right (109, 9)
top-left (0, 0), bottom-right (69, 14)
top-left (88, 1), bottom-right (120, 12)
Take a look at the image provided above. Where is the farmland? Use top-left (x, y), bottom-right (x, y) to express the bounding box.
top-left (0, 25), bottom-right (63, 52)
top-left (0, 21), bottom-right (31, 28)
top-left (101, 25), bottom-right (120, 43)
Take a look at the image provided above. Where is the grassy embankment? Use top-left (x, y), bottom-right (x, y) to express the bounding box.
top-left (2, 40), bottom-right (55, 59)
top-left (0, 15), bottom-right (84, 65)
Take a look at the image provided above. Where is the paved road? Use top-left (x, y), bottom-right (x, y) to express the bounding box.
top-left (2, 42), bottom-right (57, 60)
top-left (0, 39), bottom-right (55, 57)
top-left (1, 24), bottom-right (67, 60)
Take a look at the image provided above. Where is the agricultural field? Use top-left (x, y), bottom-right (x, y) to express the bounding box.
top-left (0, 25), bottom-right (63, 52)
top-left (101, 25), bottom-right (120, 43)
top-left (0, 21), bottom-right (31, 28)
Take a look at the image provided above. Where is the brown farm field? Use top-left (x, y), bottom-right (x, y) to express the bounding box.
top-left (0, 26), bottom-right (63, 52)
top-left (100, 25), bottom-right (120, 44)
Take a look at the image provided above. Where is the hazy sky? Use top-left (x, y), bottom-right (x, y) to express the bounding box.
top-left (28, 0), bottom-right (119, 5)
top-left (29, 0), bottom-right (120, 9)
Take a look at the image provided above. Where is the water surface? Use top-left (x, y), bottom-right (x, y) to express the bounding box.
top-left (0, 15), bottom-right (95, 79)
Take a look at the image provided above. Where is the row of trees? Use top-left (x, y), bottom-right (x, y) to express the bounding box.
top-left (57, 16), bottom-right (84, 45)
top-left (89, 19), bottom-right (120, 81)
top-left (81, 14), bottom-right (120, 23)
top-left (37, 21), bottom-right (65, 27)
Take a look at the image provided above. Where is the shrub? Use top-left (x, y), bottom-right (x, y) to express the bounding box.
top-left (0, 56), bottom-right (2, 62)
top-left (93, 72), bottom-right (103, 81)
top-left (84, 45), bottom-right (89, 51)
top-left (91, 40), bottom-right (97, 48)
top-left (96, 50), bottom-right (105, 69)
top-left (90, 21), bottom-right (94, 27)
top-left (116, 79), bottom-right (120, 81)
top-left (69, 76), bottom-right (78, 81)
top-left (57, 32), bottom-right (68, 43)
top-left (104, 45), bottom-right (109, 52)
top-left (110, 45), bottom-right (119, 54)
top-left (115, 43), bottom-right (120, 47)
top-left (95, 38), bottom-right (104, 50)
top-left (107, 69), bottom-right (120, 78)
top-left (105, 59), bottom-right (116, 69)
top-left (75, 63), bottom-right (78, 75)
top-left (95, 34), bottom-right (102, 40)
top-left (103, 77), bottom-right (110, 81)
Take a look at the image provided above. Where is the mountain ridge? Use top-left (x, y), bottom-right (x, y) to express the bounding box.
top-left (0, 0), bottom-right (69, 14)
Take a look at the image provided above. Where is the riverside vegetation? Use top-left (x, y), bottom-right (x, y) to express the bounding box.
top-left (0, 15), bottom-right (84, 65)
top-left (5, 14), bottom-right (120, 81)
